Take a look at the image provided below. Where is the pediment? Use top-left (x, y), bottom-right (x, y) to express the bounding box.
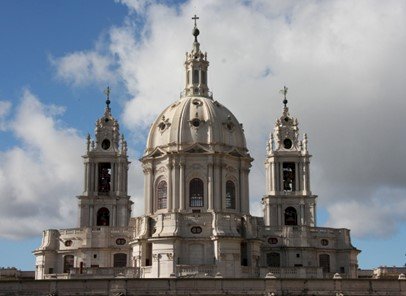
top-left (184, 143), bottom-right (211, 154)
top-left (144, 147), bottom-right (166, 158)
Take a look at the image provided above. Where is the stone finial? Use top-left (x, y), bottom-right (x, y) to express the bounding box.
top-left (333, 273), bottom-right (342, 279)
top-left (303, 133), bottom-right (308, 152)
top-left (399, 273), bottom-right (406, 280)
top-left (86, 133), bottom-right (91, 152)
top-left (215, 272), bottom-right (223, 278)
top-left (265, 272), bottom-right (276, 279)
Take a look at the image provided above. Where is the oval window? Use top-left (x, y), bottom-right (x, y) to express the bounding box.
top-left (191, 226), bottom-right (202, 234)
top-left (283, 138), bottom-right (292, 149)
top-left (192, 118), bottom-right (201, 127)
top-left (321, 239), bottom-right (329, 246)
top-left (116, 238), bottom-right (127, 245)
top-left (101, 139), bottom-right (110, 150)
top-left (64, 240), bottom-right (73, 247)
top-left (268, 237), bottom-right (278, 245)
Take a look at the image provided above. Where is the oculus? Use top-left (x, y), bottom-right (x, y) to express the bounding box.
top-left (283, 138), bottom-right (292, 149)
top-left (64, 240), bottom-right (73, 247)
top-left (191, 118), bottom-right (201, 127)
top-left (101, 139), bottom-right (110, 150)
top-left (116, 238), bottom-right (126, 245)
top-left (158, 122), bottom-right (166, 130)
top-left (268, 237), bottom-right (278, 245)
top-left (191, 226), bottom-right (202, 234)
top-left (321, 239), bottom-right (329, 246)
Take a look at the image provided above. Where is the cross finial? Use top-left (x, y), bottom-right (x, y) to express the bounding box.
top-left (280, 86), bottom-right (288, 108)
top-left (104, 86), bottom-right (111, 108)
top-left (192, 14), bottom-right (199, 27)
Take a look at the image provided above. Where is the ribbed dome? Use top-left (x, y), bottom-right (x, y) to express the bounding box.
top-left (144, 96), bottom-right (248, 156)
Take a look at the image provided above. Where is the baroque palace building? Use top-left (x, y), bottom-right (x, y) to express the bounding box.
top-left (33, 19), bottom-right (359, 280)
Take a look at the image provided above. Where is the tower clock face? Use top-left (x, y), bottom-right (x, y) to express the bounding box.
top-left (101, 139), bottom-right (110, 150)
top-left (283, 138), bottom-right (292, 149)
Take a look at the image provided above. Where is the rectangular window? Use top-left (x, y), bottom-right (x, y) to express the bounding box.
top-left (48, 268), bottom-right (54, 274)
top-left (187, 70), bottom-right (190, 84)
top-left (193, 69), bottom-right (199, 84)
top-left (201, 71), bottom-right (206, 84)
top-left (98, 162), bottom-right (111, 194)
top-left (283, 162), bottom-right (296, 191)
top-left (240, 242), bottom-right (248, 266)
top-left (266, 252), bottom-right (281, 267)
top-left (145, 243), bottom-right (152, 266)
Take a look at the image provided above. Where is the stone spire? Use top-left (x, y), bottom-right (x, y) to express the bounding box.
top-left (183, 15), bottom-right (211, 98)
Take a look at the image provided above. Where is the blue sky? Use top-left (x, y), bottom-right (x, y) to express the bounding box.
top-left (0, 0), bottom-right (405, 270)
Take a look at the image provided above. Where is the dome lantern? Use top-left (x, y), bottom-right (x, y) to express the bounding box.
top-left (183, 15), bottom-right (210, 98)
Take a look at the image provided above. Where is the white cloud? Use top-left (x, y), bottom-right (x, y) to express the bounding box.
top-left (51, 51), bottom-right (115, 86)
top-left (0, 91), bottom-right (83, 239)
top-left (0, 100), bottom-right (12, 131)
top-left (52, 0), bottom-right (406, 239)
top-left (116, 0), bottom-right (153, 13)
top-left (326, 187), bottom-right (406, 238)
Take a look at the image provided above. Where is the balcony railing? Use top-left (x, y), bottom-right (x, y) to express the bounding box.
top-left (176, 265), bottom-right (216, 278)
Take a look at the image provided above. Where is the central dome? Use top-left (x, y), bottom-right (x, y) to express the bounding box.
top-left (145, 96), bottom-right (248, 156)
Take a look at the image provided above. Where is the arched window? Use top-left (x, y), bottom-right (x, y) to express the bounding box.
top-left (282, 162), bottom-right (296, 192)
top-left (63, 255), bottom-right (74, 273)
top-left (226, 181), bottom-right (236, 209)
top-left (114, 253), bottom-right (127, 267)
top-left (157, 180), bottom-right (167, 209)
top-left (97, 207), bottom-right (110, 226)
top-left (284, 207), bottom-right (298, 226)
top-left (319, 254), bottom-right (330, 273)
top-left (190, 178), bottom-right (204, 207)
top-left (98, 162), bottom-right (111, 194)
top-left (266, 252), bottom-right (280, 267)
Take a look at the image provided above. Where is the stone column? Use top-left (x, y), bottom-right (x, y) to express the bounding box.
top-left (110, 163), bottom-right (115, 193)
top-left (271, 160), bottom-right (276, 194)
top-left (167, 162), bottom-right (173, 212)
top-left (214, 162), bottom-right (221, 211)
top-left (84, 161), bottom-right (88, 194)
top-left (300, 203), bottom-right (304, 226)
top-left (112, 205), bottom-right (117, 227)
top-left (264, 199), bottom-right (270, 226)
top-left (144, 166), bottom-right (154, 215)
top-left (179, 161), bottom-right (185, 211)
top-left (207, 161), bottom-right (214, 211)
top-left (94, 163), bottom-right (99, 195)
top-left (173, 160), bottom-right (179, 211)
top-left (243, 167), bottom-right (250, 214)
top-left (303, 160), bottom-right (309, 195)
top-left (277, 204), bottom-right (282, 226)
top-left (89, 205), bottom-right (94, 227)
top-left (295, 162), bottom-right (299, 192)
top-left (221, 163), bottom-right (226, 211)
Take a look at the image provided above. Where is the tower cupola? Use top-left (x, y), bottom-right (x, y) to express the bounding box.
top-left (184, 15), bottom-right (210, 98)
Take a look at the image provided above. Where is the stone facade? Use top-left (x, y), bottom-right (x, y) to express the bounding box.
top-left (1, 278), bottom-right (406, 296)
top-left (33, 21), bottom-right (360, 280)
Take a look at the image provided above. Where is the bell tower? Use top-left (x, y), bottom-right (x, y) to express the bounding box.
top-left (78, 87), bottom-right (132, 227)
top-left (263, 87), bottom-right (316, 227)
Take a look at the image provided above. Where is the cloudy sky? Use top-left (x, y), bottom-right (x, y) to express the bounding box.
top-left (0, 0), bottom-right (405, 270)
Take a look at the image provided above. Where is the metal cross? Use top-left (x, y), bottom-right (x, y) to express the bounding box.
top-left (280, 86), bottom-right (288, 107)
top-left (104, 86), bottom-right (111, 107)
top-left (192, 14), bottom-right (199, 27)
